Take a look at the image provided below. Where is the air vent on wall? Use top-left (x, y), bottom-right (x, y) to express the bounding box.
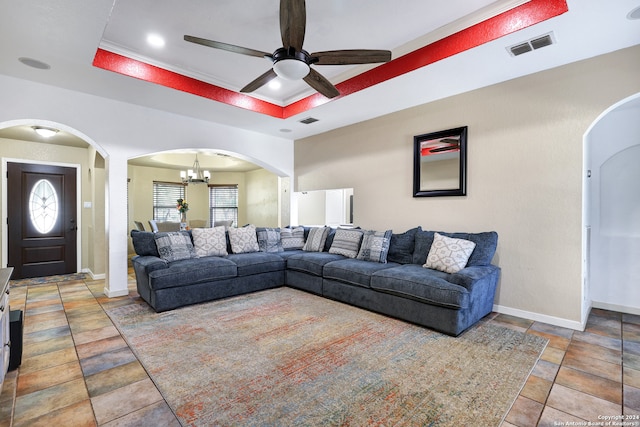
top-left (299, 117), bottom-right (319, 124)
top-left (507, 32), bottom-right (555, 56)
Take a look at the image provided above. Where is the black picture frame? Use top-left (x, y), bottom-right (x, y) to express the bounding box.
top-left (413, 126), bottom-right (467, 197)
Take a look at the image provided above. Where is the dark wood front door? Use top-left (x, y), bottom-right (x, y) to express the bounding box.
top-left (7, 162), bottom-right (78, 279)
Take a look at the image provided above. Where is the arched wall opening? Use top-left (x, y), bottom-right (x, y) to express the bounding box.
top-left (583, 92), bottom-right (640, 317)
top-left (126, 148), bottom-right (292, 247)
top-left (0, 118), bottom-right (108, 280)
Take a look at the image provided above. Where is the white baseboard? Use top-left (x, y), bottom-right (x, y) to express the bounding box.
top-left (103, 287), bottom-right (129, 298)
top-left (493, 304), bottom-right (586, 331)
top-left (81, 268), bottom-right (105, 280)
top-left (592, 301), bottom-right (640, 316)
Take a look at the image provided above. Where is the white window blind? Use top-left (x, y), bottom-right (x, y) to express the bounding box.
top-left (153, 182), bottom-right (185, 221)
top-left (209, 185), bottom-right (238, 227)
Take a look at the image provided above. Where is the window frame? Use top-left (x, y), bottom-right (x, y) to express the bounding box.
top-left (209, 184), bottom-right (238, 227)
top-left (153, 181), bottom-right (186, 222)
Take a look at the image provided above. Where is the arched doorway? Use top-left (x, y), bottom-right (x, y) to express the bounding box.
top-left (0, 120), bottom-right (107, 280)
top-left (584, 93), bottom-right (640, 316)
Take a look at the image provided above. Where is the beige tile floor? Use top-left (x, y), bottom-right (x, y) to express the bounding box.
top-left (0, 271), bottom-right (638, 426)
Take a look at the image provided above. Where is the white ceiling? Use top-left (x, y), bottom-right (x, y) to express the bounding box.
top-left (0, 0), bottom-right (639, 154)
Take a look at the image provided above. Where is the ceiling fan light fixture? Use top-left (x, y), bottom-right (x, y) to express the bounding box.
top-left (32, 126), bottom-right (58, 138)
top-left (273, 59), bottom-right (310, 80)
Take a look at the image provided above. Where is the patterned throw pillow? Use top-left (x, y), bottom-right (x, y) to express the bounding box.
top-left (425, 232), bottom-right (476, 273)
top-left (154, 231), bottom-right (196, 262)
top-left (329, 229), bottom-right (364, 258)
top-left (256, 227), bottom-right (283, 253)
top-left (280, 227), bottom-right (305, 250)
top-left (356, 229), bottom-right (392, 263)
top-left (303, 227), bottom-right (330, 252)
top-left (228, 225), bottom-right (260, 254)
top-left (192, 226), bottom-right (228, 257)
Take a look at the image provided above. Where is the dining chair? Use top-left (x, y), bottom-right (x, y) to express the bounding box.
top-left (156, 221), bottom-right (181, 232)
top-left (189, 219), bottom-right (207, 228)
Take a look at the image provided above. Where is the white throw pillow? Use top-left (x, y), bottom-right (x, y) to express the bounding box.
top-left (425, 232), bottom-right (476, 273)
top-left (192, 226), bottom-right (228, 257)
top-left (228, 225), bottom-right (260, 254)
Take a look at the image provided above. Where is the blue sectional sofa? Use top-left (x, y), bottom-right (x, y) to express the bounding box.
top-left (130, 226), bottom-right (500, 336)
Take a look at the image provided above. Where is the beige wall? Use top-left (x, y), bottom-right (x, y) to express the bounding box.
top-left (127, 163), bottom-right (280, 251)
top-left (245, 168), bottom-right (279, 227)
top-left (295, 45), bottom-right (640, 326)
top-left (0, 138), bottom-right (106, 277)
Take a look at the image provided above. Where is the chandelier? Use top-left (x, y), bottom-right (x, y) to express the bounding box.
top-left (180, 154), bottom-right (210, 184)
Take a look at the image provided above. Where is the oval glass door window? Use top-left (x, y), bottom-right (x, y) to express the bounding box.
top-left (29, 179), bottom-right (59, 233)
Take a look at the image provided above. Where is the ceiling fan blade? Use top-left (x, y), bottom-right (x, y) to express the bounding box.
top-left (240, 68), bottom-right (278, 93)
top-left (311, 50), bottom-right (392, 65)
top-left (184, 35), bottom-right (272, 59)
top-left (280, 0), bottom-right (306, 51)
top-left (303, 68), bottom-right (340, 99)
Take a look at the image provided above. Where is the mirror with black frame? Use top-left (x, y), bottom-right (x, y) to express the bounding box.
top-left (413, 126), bottom-right (467, 197)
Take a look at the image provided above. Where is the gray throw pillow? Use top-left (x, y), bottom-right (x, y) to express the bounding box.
top-left (329, 229), bottom-right (364, 258)
top-left (256, 227), bottom-right (283, 253)
top-left (154, 231), bottom-right (196, 262)
top-left (281, 227), bottom-right (305, 250)
top-left (303, 227), bottom-right (330, 252)
top-left (356, 229), bottom-right (392, 263)
top-left (192, 226), bottom-right (228, 257)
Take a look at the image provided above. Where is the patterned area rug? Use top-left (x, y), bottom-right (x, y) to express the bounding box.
top-left (107, 288), bottom-right (547, 426)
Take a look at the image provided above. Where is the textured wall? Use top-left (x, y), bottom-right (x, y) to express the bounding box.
top-left (295, 46), bottom-right (640, 326)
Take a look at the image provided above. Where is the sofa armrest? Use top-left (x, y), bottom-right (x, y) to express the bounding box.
top-left (449, 265), bottom-right (500, 290)
top-left (132, 255), bottom-right (168, 272)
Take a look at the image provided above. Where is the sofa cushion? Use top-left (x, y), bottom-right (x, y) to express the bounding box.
top-left (387, 227), bottom-right (420, 264)
top-left (328, 229), bottom-right (364, 258)
top-left (130, 230), bottom-right (160, 257)
top-left (425, 232), bottom-right (476, 274)
top-left (443, 231), bottom-right (498, 266)
top-left (286, 252), bottom-right (345, 276)
top-left (256, 227), bottom-right (283, 253)
top-left (147, 256), bottom-right (237, 290)
top-left (228, 225), bottom-right (260, 254)
top-left (281, 227), bottom-right (305, 250)
top-left (154, 231), bottom-right (196, 262)
top-left (371, 264), bottom-right (470, 309)
top-left (192, 226), bottom-right (228, 257)
top-left (324, 259), bottom-right (400, 288)
top-left (412, 230), bottom-right (498, 267)
top-left (356, 229), bottom-right (392, 263)
top-left (303, 227), bottom-right (330, 252)
top-left (226, 252), bottom-right (285, 276)
top-left (412, 230), bottom-right (436, 265)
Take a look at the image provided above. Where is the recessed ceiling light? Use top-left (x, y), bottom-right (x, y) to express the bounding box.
top-left (18, 57), bottom-right (51, 70)
top-left (628, 5), bottom-right (640, 20)
top-left (32, 126), bottom-right (59, 138)
top-left (147, 34), bottom-right (165, 48)
top-left (269, 80), bottom-right (282, 90)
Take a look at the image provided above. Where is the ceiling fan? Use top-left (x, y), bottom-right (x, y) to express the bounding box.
top-left (184, 0), bottom-right (392, 99)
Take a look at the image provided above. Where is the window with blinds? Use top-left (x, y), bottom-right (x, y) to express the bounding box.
top-left (153, 182), bottom-right (185, 221)
top-left (209, 185), bottom-right (238, 227)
